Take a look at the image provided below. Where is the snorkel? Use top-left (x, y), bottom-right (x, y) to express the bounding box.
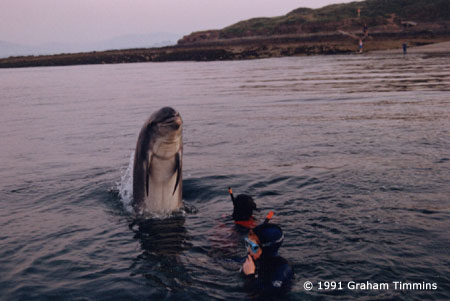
top-left (228, 187), bottom-right (235, 202)
top-left (263, 211), bottom-right (274, 224)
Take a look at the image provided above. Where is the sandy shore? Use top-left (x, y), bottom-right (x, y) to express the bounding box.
top-left (372, 41), bottom-right (450, 54)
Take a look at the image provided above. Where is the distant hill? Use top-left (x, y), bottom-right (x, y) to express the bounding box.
top-left (179, 0), bottom-right (450, 44)
top-left (0, 32), bottom-right (181, 58)
top-left (0, 41), bottom-right (34, 58)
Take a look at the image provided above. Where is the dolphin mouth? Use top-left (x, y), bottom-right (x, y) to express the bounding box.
top-left (161, 114), bottom-right (182, 129)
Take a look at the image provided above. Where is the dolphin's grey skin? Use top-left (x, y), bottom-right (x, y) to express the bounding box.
top-left (132, 107), bottom-right (183, 215)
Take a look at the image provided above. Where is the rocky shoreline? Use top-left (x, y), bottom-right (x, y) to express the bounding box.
top-left (1, 30), bottom-right (449, 68)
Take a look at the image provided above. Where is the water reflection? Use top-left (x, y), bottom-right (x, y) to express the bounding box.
top-left (131, 216), bottom-right (188, 255)
top-left (129, 216), bottom-right (191, 294)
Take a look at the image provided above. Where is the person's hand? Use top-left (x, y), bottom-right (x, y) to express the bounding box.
top-left (242, 254), bottom-right (255, 275)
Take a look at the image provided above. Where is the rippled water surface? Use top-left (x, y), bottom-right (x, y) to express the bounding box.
top-left (1, 54), bottom-right (449, 300)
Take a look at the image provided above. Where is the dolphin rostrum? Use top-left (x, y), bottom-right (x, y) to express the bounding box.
top-left (132, 107), bottom-right (183, 215)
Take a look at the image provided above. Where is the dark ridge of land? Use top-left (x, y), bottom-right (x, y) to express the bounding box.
top-left (179, 0), bottom-right (450, 44)
top-left (1, 30), bottom-right (449, 68)
top-left (1, 0), bottom-right (450, 68)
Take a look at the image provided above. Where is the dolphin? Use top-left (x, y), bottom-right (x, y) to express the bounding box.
top-left (132, 107), bottom-right (183, 215)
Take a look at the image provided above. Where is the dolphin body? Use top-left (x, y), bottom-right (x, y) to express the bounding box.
top-left (132, 107), bottom-right (183, 215)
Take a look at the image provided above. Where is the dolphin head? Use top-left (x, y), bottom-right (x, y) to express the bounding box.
top-left (151, 107), bottom-right (183, 136)
top-left (146, 107), bottom-right (183, 159)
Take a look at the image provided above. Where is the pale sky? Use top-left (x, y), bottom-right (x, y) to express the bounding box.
top-left (0, 0), bottom-right (362, 45)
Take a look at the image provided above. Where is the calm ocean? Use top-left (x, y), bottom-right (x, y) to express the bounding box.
top-left (1, 54), bottom-right (449, 300)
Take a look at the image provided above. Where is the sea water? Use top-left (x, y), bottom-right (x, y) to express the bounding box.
top-left (1, 54), bottom-right (449, 300)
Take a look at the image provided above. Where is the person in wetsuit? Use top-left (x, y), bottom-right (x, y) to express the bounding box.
top-left (228, 188), bottom-right (257, 228)
top-left (242, 223), bottom-right (293, 297)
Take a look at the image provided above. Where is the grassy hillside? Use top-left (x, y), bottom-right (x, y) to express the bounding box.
top-left (309, 0), bottom-right (449, 21)
top-left (217, 0), bottom-right (450, 38)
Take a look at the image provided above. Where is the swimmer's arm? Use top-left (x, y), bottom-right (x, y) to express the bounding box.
top-left (242, 256), bottom-right (265, 292)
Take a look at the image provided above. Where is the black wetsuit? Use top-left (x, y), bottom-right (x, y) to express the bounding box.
top-left (244, 254), bottom-right (293, 297)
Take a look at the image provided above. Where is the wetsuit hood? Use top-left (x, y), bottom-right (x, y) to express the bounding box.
top-left (253, 223), bottom-right (284, 257)
top-left (232, 194), bottom-right (256, 221)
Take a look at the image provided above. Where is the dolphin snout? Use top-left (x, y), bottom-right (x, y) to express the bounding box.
top-left (172, 120), bottom-right (182, 130)
top-left (174, 115), bottom-right (182, 126)
top-left (163, 115), bottom-right (182, 130)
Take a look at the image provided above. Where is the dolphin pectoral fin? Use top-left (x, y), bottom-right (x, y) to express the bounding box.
top-left (146, 153), bottom-right (153, 197)
top-left (172, 152), bottom-right (181, 196)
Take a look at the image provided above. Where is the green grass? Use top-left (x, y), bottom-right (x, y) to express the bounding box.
top-left (219, 0), bottom-right (450, 38)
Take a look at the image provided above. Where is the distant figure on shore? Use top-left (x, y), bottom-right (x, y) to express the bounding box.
top-left (359, 39), bottom-right (364, 53)
top-left (403, 43), bottom-right (408, 55)
top-left (363, 24), bottom-right (368, 37)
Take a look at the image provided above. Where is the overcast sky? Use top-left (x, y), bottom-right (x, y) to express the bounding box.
top-left (1, 0), bottom-right (362, 45)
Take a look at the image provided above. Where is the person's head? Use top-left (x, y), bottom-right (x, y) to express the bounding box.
top-left (245, 223), bottom-right (284, 259)
top-left (233, 194), bottom-right (256, 221)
